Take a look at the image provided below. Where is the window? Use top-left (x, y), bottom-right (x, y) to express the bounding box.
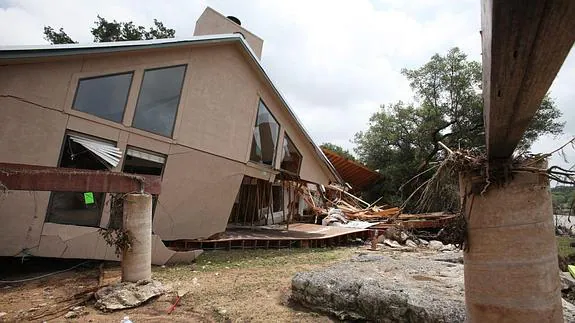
top-left (132, 65), bottom-right (187, 137)
top-left (280, 134), bottom-right (302, 175)
top-left (109, 148), bottom-right (166, 229)
top-left (46, 134), bottom-right (118, 227)
top-left (72, 72), bottom-right (133, 122)
top-left (250, 100), bottom-right (280, 166)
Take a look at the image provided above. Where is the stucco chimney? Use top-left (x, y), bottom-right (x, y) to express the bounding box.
top-left (194, 7), bottom-right (264, 59)
top-left (226, 16), bottom-right (241, 26)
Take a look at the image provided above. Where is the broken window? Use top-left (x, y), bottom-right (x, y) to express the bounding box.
top-left (228, 176), bottom-right (284, 226)
top-left (250, 100), bottom-right (280, 166)
top-left (109, 148), bottom-right (166, 229)
top-left (46, 134), bottom-right (120, 227)
top-left (132, 65), bottom-right (187, 137)
top-left (72, 72), bottom-right (133, 123)
top-left (280, 134), bottom-right (302, 175)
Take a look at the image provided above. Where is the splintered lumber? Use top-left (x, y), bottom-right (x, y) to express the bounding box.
top-left (327, 184), bottom-right (370, 207)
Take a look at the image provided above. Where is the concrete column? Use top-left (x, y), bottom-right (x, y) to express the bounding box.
top-left (122, 193), bottom-right (152, 282)
top-left (460, 164), bottom-right (563, 322)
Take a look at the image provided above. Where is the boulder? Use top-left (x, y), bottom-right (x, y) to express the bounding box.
top-left (383, 239), bottom-right (402, 248)
top-left (95, 280), bottom-right (165, 311)
top-left (440, 244), bottom-right (456, 252)
top-left (428, 240), bottom-right (444, 250)
top-left (418, 239), bottom-right (429, 245)
top-left (405, 240), bottom-right (418, 248)
top-left (291, 252), bottom-right (575, 322)
top-left (292, 253), bottom-right (466, 322)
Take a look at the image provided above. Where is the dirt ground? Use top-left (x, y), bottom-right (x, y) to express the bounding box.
top-left (0, 247), bottom-right (360, 322)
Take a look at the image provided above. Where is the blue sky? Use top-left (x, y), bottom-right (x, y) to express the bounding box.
top-left (1, 0), bottom-right (573, 168)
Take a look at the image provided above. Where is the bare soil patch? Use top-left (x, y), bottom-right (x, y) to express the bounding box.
top-left (0, 248), bottom-right (357, 322)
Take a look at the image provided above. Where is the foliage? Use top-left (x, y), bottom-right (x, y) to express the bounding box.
top-left (98, 227), bottom-right (133, 257)
top-left (320, 143), bottom-right (357, 161)
top-left (43, 27), bottom-right (76, 44)
top-left (354, 47), bottom-right (564, 211)
top-left (44, 15), bottom-right (176, 44)
top-left (552, 185), bottom-right (575, 215)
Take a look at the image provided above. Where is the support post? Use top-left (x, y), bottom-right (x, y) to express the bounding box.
top-left (460, 162), bottom-right (562, 322)
top-left (122, 193), bottom-right (152, 282)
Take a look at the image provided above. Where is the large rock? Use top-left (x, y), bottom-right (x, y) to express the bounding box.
top-left (95, 280), bottom-right (165, 311)
top-left (292, 253), bottom-right (465, 322)
top-left (428, 240), bottom-right (444, 250)
top-left (291, 252), bottom-right (574, 322)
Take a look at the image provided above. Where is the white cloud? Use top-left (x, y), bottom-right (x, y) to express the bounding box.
top-left (1, 0), bottom-right (573, 169)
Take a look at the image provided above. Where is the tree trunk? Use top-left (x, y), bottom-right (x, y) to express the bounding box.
top-left (460, 164), bottom-right (563, 322)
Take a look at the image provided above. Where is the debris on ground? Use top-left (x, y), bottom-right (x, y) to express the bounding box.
top-left (95, 279), bottom-right (166, 311)
top-left (299, 184), bottom-right (457, 232)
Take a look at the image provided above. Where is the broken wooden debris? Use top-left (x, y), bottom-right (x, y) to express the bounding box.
top-left (297, 184), bottom-right (456, 230)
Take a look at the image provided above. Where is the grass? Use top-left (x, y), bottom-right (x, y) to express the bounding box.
top-left (154, 247), bottom-right (356, 278)
top-left (558, 236), bottom-right (575, 258)
top-left (150, 247), bottom-right (358, 322)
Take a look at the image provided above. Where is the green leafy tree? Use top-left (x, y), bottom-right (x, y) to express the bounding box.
top-left (320, 143), bottom-right (357, 161)
top-left (43, 27), bottom-right (76, 44)
top-left (44, 16), bottom-right (175, 44)
top-left (354, 47), bottom-right (564, 210)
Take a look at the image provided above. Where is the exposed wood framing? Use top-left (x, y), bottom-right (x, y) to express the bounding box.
top-left (0, 162), bottom-right (161, 194)
top-left (482, 0), bottom-right (575, 159)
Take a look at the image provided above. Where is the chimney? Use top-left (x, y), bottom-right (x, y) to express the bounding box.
top-left (194, 7), bottom-right (264, 58)
top-left (226, 16), bottom-right (241, 26)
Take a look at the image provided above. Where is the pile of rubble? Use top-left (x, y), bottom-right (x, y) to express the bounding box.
top-left (369, 226), bottom-right (458, 252)
top-left (300, 184), bottom-right (457, 231)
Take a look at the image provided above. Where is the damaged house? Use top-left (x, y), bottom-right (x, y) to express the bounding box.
top-left (0, 7), bottom-right (347, 264)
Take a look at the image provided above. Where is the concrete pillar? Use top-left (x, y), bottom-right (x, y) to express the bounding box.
top-left (460, 164), bottom-right (563, 322)
top-left (122, 193), bottom-right (152, 282)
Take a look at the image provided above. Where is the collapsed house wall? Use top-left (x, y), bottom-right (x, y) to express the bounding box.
top-left (0, 40), bottom-right (336, 260)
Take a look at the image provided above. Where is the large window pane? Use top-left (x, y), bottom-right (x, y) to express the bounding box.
top-left (250, 100), bottom-right (279, 165)
top-left (280, 134), bottom-right (302, 174)
top-left (132, 65), bottom-right (187, 137)
top-left (72, 72), bottom-right (133, 123)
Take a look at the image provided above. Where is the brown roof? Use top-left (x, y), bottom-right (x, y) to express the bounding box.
top-left (322, 148), bottom-right (383, 191)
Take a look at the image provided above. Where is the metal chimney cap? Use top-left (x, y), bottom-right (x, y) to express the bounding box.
top-left (227, 16), bottom-right (241, 26)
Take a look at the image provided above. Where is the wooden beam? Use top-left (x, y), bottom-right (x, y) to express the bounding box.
top-left (0, 163), bottom-right (161, 194)
top-left (483, 0), bottom-right (575, 159)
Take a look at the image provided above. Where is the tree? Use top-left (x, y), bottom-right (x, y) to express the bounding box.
top-left (44, 15), bottom-right (176, 44)
top-left (320, 143), bottom-right (356, 161)
top-left (354, 47), bottom-right (564, 210)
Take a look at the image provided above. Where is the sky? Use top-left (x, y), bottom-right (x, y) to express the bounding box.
top-left (1, 0), bottom-right (573, 168)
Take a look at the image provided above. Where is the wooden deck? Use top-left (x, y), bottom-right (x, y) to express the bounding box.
top-left (165, 223), bottom-right (370, 250)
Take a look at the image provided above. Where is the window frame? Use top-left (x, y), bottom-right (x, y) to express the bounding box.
top-left (71, 71), bottom-right (134, 123)
top-left (249, 99), bottom-right (281, 167)
top-left (280, 133), bottom-right (303, 175)
top-left (45, 131), bottom-right (117, 228)
top-left (131, 64), bottom-right (188, 138)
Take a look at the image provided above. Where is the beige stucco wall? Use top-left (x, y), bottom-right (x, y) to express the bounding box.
top-left (0, 98), bottom-right (68, 256)
top-left (194, 7), bottom-right (264, 59)
top-left (153, 144), bottom-right (244, 240)
top-left (177, 45), bottom-right (258, 161)
top-left (0, 40), bottom-right (336, 258)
